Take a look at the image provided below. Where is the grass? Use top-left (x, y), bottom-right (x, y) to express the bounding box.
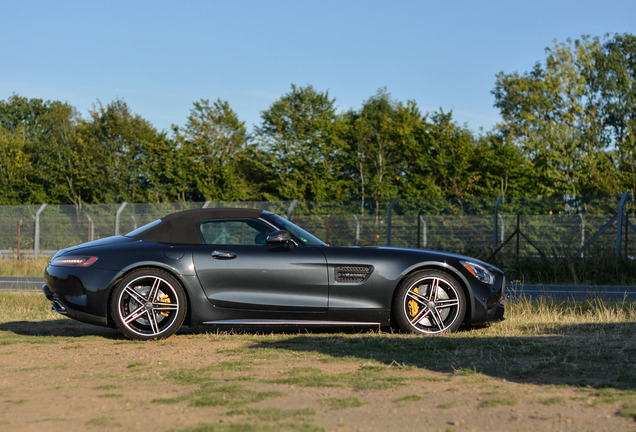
top-left (0, 256), bottom-right (50, 277)
top-left (0, 292), bottom-right (635, 428)
top-left (478, 397), bottom-right (519, 408)
top-left (321, 396), bottom-right (366, 410)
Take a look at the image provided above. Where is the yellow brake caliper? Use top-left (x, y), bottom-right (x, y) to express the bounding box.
top-left (158, 294), bottom-right (171, 317)
top-left (408, 287), bottom-right (419, 317)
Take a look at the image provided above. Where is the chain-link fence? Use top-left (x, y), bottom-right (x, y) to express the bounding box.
top-left (1, 195), bottom-right (634, 260)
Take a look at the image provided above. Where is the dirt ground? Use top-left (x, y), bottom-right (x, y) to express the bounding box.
top-left (1, 327), bottom-right (634, 432)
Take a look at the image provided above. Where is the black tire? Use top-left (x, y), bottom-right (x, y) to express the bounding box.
top-left (392, 270), bottom-right (466, 335)
top-left (110, 268), bottom-right (187, 340)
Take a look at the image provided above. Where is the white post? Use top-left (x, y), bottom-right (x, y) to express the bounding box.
top-left (115, 202), bottom-right (127, 236)
top-left (33, 204), bottom-right (47, 258)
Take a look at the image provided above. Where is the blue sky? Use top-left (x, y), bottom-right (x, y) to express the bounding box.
top-left (1, 0), bottom-right (635, 134)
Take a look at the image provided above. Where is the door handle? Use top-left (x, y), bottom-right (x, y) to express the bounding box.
top-left (211, 251), bottom-right (237, 260)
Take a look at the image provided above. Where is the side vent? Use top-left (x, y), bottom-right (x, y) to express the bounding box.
top-left (335, 265), bottom-right (373, 283)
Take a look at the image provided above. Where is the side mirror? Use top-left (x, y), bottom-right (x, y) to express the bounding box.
top-left (266, 230), bottom-right (293, 245)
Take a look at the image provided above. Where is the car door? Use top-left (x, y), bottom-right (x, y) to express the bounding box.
top-left (192, 218), bottom-right (328, 311)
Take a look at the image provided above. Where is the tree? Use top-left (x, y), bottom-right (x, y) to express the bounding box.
top-left (342, 89), bottom-right (408, 209)
top-left (471, 132), bottom-right (535, 197)
top-left (493, 37), bottom-right (607, 197)
top-left (590, 33), bottom-right (636, 196)
top-left (0, 94), bottom-right (79, 204)
top-left (0, 125), bottom-right (34, 204)
top-left (78, 99), bottom-right (173, 203)
top-left (173, 99), bottom-right (252, 201)
top-left (255, 84), bottom-right (349, 200)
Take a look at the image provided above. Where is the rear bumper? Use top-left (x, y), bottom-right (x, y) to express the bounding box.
top-left (42, 284), bottom-right (107, 326)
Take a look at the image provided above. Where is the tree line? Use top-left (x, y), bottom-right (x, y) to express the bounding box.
top-left (1, 33), bottom-right (635, 207)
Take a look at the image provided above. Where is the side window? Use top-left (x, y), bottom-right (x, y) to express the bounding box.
top-left (199, 219), bottom-right (272, 245)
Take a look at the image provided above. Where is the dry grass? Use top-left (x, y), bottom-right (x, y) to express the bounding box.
top-left (488, 296), bottom-right (636, 335)
top-left (0, 256), bottom-right (50, 277)
top-left (0, 292), bottom-right (635, 431)
top-left (0, 291), bottom-right (58, 321)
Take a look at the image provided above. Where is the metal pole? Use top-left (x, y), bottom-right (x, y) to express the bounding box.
top-left (115, 202), bottom-right (127, 236)
top-left (386, 198), bottom-right (399, 247)
top-left (34, 204), bottom-right (47, 258)
top-left (286, 199), bottom-right (298, 220)
top-left (515, 214), bottom-right (520, 268)
top-left (17, 219), bottom-right (22, 259)
top-left (579, 214), bottom-right (585, 258)
top-left (616, 191), bottom-right (629, 258)
top-left (353, 215), bottom-right (360, 246)
top-left (626, 212), bottom-right (629, 258)
top-left (493, 195), bottom-right (503, 248)
top-left (420, 215), bottom-right (427, 248)
top-left (87, 215), bottom-right (92, 242)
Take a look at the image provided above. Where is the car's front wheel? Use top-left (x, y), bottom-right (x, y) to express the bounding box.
top-left (392, 270), bottom-right (466, 335)
top-left (110, 268), bottom-right (187, 340)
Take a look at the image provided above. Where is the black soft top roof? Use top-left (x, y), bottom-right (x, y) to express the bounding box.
top-left (130, 208), bottom-right (266, 244)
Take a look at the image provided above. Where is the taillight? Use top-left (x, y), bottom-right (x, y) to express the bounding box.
top-left (50, 256), bottom-right (98, 267)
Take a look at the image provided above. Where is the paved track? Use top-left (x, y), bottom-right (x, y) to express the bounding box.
top-left (0, 277), bottom-right (45, 291)
top-left (1, 277), bottom-right (635, 301)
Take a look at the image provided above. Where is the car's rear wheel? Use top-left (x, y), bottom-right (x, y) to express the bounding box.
top-left (392, 270), bottom-right (466, 335)
top-left (110, 268), bottom-right (187, 340)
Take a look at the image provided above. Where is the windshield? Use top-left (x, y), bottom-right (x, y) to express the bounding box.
top-left (268, 214), bottom-right (327, 246)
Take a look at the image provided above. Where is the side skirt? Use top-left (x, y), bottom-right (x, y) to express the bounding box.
top-left (202, 319), bottom-right (381, 327)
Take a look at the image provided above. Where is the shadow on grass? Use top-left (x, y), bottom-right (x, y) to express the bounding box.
top-left (0, 319), bottom-right (121, 339)
top-left (2, 318), bottom-right (634, 392)
top-left (246, 322), bottom-right (636, 391)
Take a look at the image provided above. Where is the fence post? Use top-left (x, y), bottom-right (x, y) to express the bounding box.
top-left (493, 195), bottom-right (503, 249)
top-left (417, 212), bottom-right (422, 248)
top-left (286, 199), bottom-right (298, 220)
top-left (17, 219), bottom-right (22, 259)
top-left (115, 202), bottom-right (127, 236)
top-left (386, 198), bottom-right (399, 247)
top-left (616, 191), bottom-right (629, 258)
top-left (33, 203), bottom-right (47, 258)
top-left (87, 215), bottom-right (93, 242)
top-left (353, 215), bottom-right (360, 246)
top-left (579, 214), bottom-right (585, 258)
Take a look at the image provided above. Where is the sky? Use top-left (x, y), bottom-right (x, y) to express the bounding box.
top-left (1, 0), bottom-right (635, 135)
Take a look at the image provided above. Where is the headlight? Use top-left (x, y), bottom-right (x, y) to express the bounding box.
top-left (50, 256), bottom-right (98, 267)
top-left (460, 261), bottom-right (495, 285)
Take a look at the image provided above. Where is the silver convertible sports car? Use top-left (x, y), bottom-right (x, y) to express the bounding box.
top-left (43, 208), bottom-right (505, 340)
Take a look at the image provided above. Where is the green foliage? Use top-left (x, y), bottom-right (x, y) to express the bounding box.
top-left (2, 33), bottom-right (636, 206)
top-left (255, 84), bottom-right (350, 200)
top-left (174, 99), bottom-right (254, 201)
top-left (494, 33), bottom-right (636, 197)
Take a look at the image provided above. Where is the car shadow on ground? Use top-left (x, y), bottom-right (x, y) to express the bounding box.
top-left (2, 319), bottom-right (634, 392)
top-left (245, 321), bottom-right (636, 392)
top-left (0, 319), bottom-right (122, 339)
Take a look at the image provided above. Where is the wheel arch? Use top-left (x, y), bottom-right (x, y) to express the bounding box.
top-left (105, 263), bottom-right (193, 328)
top-left (390, 262), bottom-right (475, 326)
